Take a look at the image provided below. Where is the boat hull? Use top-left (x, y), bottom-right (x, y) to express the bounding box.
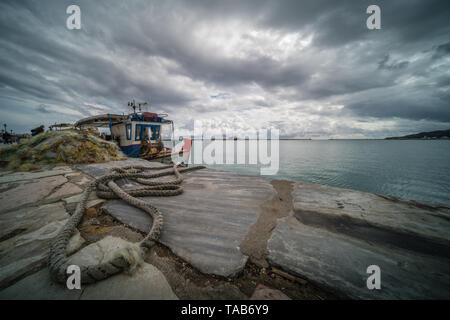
top-left (120, 144), bottom-right (141, 157)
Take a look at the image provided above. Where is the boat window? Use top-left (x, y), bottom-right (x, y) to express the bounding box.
top-left (135, 124), bottom-right (160, 140)
top-left (135, 124), bottom-right (142, 141)
top-left (126, 124), bottom-right (131, 140)
top-left (145, 126), bottom-right (152, 140)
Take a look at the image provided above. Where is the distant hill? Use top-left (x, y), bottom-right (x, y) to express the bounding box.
top-left (386, 129), bottom-right (450, 140)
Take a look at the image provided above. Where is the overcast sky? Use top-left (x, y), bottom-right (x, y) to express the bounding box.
top-left (0, 0), bottom-right (449, 138)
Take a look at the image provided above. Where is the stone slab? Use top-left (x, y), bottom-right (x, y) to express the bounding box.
top-left (0, 268), bottom-right (82, 300)
top-left (0, 202), bottom-right (69, 242)
top-left (63, 193), bottom-right (105, 212)
top-left (66, 236), bottom-right (178, 300)
top-left (250, 284), bottom-right (291, 300)
top-left (63, 193), bottom-right (100, 204)
top-left (0, 166), bottom-right (73, 184)
top-left (0, 175), bottom-right (67, 213)
top-left (80, 263), bottom-right (178, 300)
top-left (0, 219), bottom-right (68, 290)
top-left (267, 216), bottom-right (450, 299)
top-left (74, 158), bottom-right (159, 178)
top-left (292, 182), bottom-right (450, 259)
top-left (0, 236), bottom-right (177, 299)
top-left (46, 182), bottom-right (83, 200)
top-left (98, 166), bottom-right (276, 277)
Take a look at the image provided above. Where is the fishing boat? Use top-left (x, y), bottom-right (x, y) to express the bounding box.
top-left (74, 100), bottom-right (191, 164)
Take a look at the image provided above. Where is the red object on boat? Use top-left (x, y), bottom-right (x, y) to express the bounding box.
top-left (181, 138), bottom-right (192, 152)
top-left (142, 112), bottom-right (160, 122)
top-left (142, 112), bottom-right (158, 117)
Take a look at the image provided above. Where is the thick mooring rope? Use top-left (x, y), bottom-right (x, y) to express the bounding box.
top-left (48, 164), bottom-right (204, 284)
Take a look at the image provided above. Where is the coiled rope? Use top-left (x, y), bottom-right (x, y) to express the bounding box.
top-left (48, 164), bottom-right (204, 284)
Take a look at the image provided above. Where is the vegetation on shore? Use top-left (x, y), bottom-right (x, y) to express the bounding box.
top-left (386, 129), bottom-right (450, 140)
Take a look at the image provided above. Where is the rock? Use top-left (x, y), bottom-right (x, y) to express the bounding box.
top-left (79, 225), bottom-right (114, 243)
top-left (292, 182), bottom-right (450, 259)
top-left (69, 236), bottom-right (177, 299)
top-left (250, 284), bottom-right (291, 300)
top-left (270, 267), bottom-right (308, 285)
top-left (68, 236), bottom-right (134, 266)
top-left (0, 166), bottom-right (73, 184)
top-left (66, 229), bottom-right (85, 255)
top-left (0, 175), bottom-right (68, 213)
top-left (63, 194), bottom-right (104, 213)
top-left (63, 193), bottom-right (100, 204)
top-left (86, 199), bottom-right (105, 208)
top-left (0, 268), bottom-right (82, 300)
top-left (46, 182), bottom-right (83, 200)
top-left (80, 218), bottom-right (101, 227)
top-left (0, 236), bottom-right (178, 300)
top-left (0, 219), bottom-right (68, 290)
top-left (104, 226), bottom-right (143, 243)
top-left (64, 172), bottom-right (81, 178)
top-left (146, 249), bottom-right (246, 300)
top-left (63, 193), bottom-right (84, 204)
top-left (80, 263), bottom-right (178, 300)
top-left (0, 202), bottom-right (69, 241)
top-left (267, 216), bottom-right (450, 299)
top-left (72, 176), bottom-right (92, 187)
top-left (85, 207), bottom-right (100, 219)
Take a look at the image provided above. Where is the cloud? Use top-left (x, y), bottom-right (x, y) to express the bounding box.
top-left (432, 42), bottom-right (450, 60)
top-left (36, 104), bottom-right (51, 113)
top-left (0, 0), bottom-right (449, 138)
top-left (378, 55), bottom-right (409, 70)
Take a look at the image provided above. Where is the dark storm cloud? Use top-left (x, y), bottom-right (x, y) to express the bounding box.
top-left (432, 42), bottom-right (450, 60)
top-left (0, 0), bottom-right (449, 136)
top-left (378, 55), bottom-right (409, 71)
top-left (346, 95), bottom-right (450, 122)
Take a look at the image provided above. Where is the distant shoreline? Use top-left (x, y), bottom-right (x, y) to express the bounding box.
top-left (385, 129), bottom-right (450, 140)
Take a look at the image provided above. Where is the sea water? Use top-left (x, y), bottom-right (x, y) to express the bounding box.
top-left (192, 140), bottom-right (450, 205)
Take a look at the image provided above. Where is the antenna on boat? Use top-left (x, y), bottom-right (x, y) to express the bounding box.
top-left (137, 102), bottom-right (148, 112)
top-left (128, 99), bottom-right (137, 114)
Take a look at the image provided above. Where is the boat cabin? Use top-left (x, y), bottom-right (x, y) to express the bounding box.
top-left (74, 101), bottom-right (175, 158)
top-left (111, 112), bottom-right (172, 157)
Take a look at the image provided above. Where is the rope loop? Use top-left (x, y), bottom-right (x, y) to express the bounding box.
top-left (48, 164), bottom-right (205, 284)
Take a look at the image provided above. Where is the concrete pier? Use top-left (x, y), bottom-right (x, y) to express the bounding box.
top-left (1, 158), bottom-right (449, 299)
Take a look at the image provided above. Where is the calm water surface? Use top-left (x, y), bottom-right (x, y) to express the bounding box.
top-left (192, 140), bottom-right (450, 205)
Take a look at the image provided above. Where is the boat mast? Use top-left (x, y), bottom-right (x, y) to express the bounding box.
top-left (127, 99), bottom-right (148, 114)
top-left (128, 100), bottom-right (137, 114)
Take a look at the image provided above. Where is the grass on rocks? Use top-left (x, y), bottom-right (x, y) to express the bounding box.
top-left (0, 129), bottom-right (122, 171)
